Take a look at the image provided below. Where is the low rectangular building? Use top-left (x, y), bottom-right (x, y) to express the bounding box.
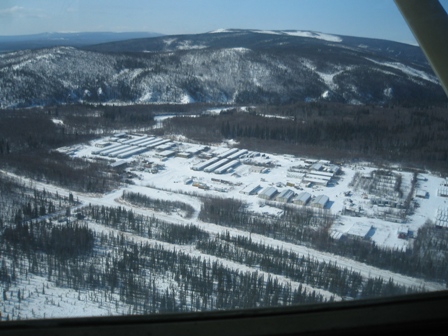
top-left (155, 150), bottom-right (176, 158)
top-left (204, 158), bottom-right (229, 173)
top-left (302, 176), bottom-right (329, 187)
top-left (113, 132), bottom-right (128, 138)
top-left (258, 186), bottom-right (277, 200)
top-left (249, 166), bottom-right (266, 173)
top-left (311, 195), bottom-right (329, 209)
top-left (218, 148), bottom-right (240, 158)
top-left (95, 142), bottom-right (111, 148)
top-left (308, 170), bottom-right (334, 178)
top-left (436, 208), bottom-right (448, 228)
top-left (346, 222), bottom-right (375, 240)
top-left (155, 142), bottom-right (176, 151)
top-left (276, 189), bottom-right (295, 203)
top-left (109, 160), bottom-right (127, 170)
top-left (293, 192), bottom-right (311, 206)
top-left (415, 189), bottom-right (428, 198)
top-left (310, 163), bottom-right (323, 171)
top-left (177, 152), bottom-right (193, 158)
top-left (438, 187), bottom-right (448, 197)
top-left (214, 160), bottom-right (240, 174)
top-left (191, 157), bottom-right (220, 171)
top-left (287, 172), bottom-right (305, 179)
top-left (240, 184), bottom-right (261, 195)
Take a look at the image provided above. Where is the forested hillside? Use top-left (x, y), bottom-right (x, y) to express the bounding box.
top-left (1, 30), bottom-right (446, 108)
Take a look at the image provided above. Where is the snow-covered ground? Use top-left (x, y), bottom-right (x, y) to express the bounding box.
top-left (208, 29), bottom-right (342, 43)
top-left (73, 133), bottom-right (446, 269)
top-left (251, 30), bottom-right (342, 42)
top-left (366, 58), bottom-right (439, 85)
top-left (1, 275), bottom-right (133, 320)
top-left (72, 134), bottom-right (446, 254)
top-left (2, 133), bottom-right (447, 320)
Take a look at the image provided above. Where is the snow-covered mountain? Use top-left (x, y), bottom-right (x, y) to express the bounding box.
top-left (0, 29), bottom-right (445, 108)
top-left (0, 32), bottom-right (163, 53)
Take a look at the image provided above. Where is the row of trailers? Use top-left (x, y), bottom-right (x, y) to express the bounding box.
top-left (92, 137), bottom-right (171, 159)
top-left (191, 148), bottom-right (248, 174)
top-left (436, 208), bottom-right (448, 228)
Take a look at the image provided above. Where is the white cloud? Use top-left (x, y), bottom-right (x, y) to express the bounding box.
top-left (0, 6), bottom-right (25, 16)
top-left (0, 6), bottom-right (46, 18)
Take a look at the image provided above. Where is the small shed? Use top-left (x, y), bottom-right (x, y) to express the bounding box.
top-left (415, 189), bottom-right (428, 198)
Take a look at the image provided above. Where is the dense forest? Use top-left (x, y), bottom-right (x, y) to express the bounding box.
top-left (0, 177), bottom-right (423, 321)
top-left (121, 191), bottom-right (196, 219)
top-left (0, 178), bottom-right (333, 318)
top-left (196, 232), bottom-right (414, 299)
top-left (164, 102), bottom-right (448, 173)
top-left (199, 196), bottom-right (448, 283)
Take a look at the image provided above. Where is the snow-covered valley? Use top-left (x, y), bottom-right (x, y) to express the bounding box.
top-left (1, 129), bottom-right (447, 321)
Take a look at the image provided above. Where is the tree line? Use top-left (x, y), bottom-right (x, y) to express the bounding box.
top-left (0, 214), bottom-right (329, 319)
top-left (122, 191), bottom-right (195, 219)
top-left (0, 108), bottom-right (121, 193)
top-left (198, 196), bottom-right (334, 248)
top-left (196, 232), bottom-right (417, 300)
top-left (0, 185), bottom-right (443, 321)
top-left (163, 102), bottom-right (448, 173)
top-left (84, 205), bottom-right (208, 245)
top-left (198, 196), bottom-right (448, 283)
top-left (0, 174), bottom-right (72, 227)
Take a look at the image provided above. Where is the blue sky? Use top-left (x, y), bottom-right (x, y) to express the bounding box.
top-left (1, 0), bottom-right (448, 44)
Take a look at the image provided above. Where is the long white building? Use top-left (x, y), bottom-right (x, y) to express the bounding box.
top-left (137, 138), bottom-right (162, 148)
top-left (116, 147), bottom-right (149, 159)
top-left (108, 145), bottom-right (136, 157)
top-left (146, 139), bottom-right (170, 148)
top-left (130, 136), bottom-right (155, 146)
top-left (214, 160), bottom-right (240, 174)
top-left (120, 136), bottom-right (148, 145)
top-left (204, 159), bottom-right (229, 173)
top-left (191, 157), bottom-right (220, 171)
top-left (99, 145), bottom-right (133, 156)
top-left (227, 149), bottom-right (248, 160)
top-left (218, 148), bottom-right (239, 159)
top-left (92, 143), bottom-right (123, 155)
